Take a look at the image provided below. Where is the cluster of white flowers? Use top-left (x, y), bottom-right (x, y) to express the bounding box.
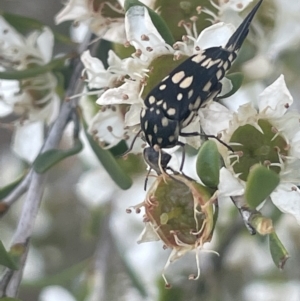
top-left (0, 17), bottom-right (60, 162)
top-left (56, 0), bottom-right (300, 226)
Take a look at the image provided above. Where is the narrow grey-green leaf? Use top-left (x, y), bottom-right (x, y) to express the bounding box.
top-left (196, 140), bottom-right (220, 188)
top-left (114, 240), bottom-right (148, 297)
top-left (269, 232), bottom-right (289, 270)
top-left (0, 241), bottom-right (19, 270)
top-left (0, 172), bottom-right (26, 200)
top-left (219, 72), bottom-right (244, 99)
top-left (124, 0), bottom-right (175, 45)
top-left (245, 165), bottom-right (280, 208)
top-left (0, 57), bottom-right (68, 80)
top-left (82, 116), bottom-right (132, 190)
top-left (0, 297), bottom-right (22, 301)
top-left (2, 12), bottom-right (75, 45)
top-left (33, 139), bottom-right (83, 174)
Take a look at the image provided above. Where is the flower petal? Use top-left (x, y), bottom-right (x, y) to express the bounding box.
top-left (195, 22), bottom-right (235, 50)
top-left (199, 102), bottom-right (233, 135)
top-left (271, 184), bottom-right (300, 225)
top-left (218, 167), bottom-right (244, 197)
top-left (258, 75), bottom-right (293, 118)
top-left (125, 5), bottom-right (169, 59)
top-left (88, 107), bottom-right (125, 148)
top-left (124, 103), bottom-right (142, 127)
top-left (81, 50), bottom-right (109, 89)
top-left (137, 223), bottom-right (160, 243)
top-left (222, 0), bottom-right (253, 12)
top-left (36, 27), bottom-right (54, 63)
top-left (12, 121), bottom-right (44, 163)
top-left (96, 81), bottom-right (142, 106)
top-left (54, 0), bottom-right (89, 24)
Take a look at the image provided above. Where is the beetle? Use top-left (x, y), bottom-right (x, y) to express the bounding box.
top-left (140, 0), bottom-right (263, 175)
top-left (123, 0), bottom-right (263, 182)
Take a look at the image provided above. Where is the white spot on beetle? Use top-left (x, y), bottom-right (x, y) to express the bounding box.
top-left (162, 117), bottom-right (169, 127)
top-left (203, 81), bottom-right (212, 92)
top-left (194, 96), bottom-right (201, 109)
top-left (167, 108), bottom-right (176, 116)
top-left (192, 53), bottom-right (206, 63)
top-left (144, 120), bottom-right (148, 130)
top-left (201, 58), bottom-right (212, 68)
top-left (188, 89), bottom-right (194, 99)
top-left (172, 71), bottom-right (185, 84)
top-left (216, 69), bottom-right (223, 79)
top-left (218, 60), bottom-right (224, 68)
top-left (149, 95), bottom-right (156, 104)
top-left (179, 76), bottom-right (193, 89)
top-left (159, 84), bottom-right (166, 91)
top-left (169, 136), bottom-right (175, 142)
top-left (177, 93), bottom-right (183, 101)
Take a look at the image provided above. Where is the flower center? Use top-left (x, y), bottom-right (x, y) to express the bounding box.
top-left (145, 175), bottom-right (213, 247)
top-left (229, 119), bottom-right (289, 181)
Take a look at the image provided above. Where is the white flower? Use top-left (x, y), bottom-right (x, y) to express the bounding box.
top-left (55, 0), bottom-right (126, 43)
top-left (0, 17), bottom-right (60, 124)
top-left (201, 0), bottom-right (253, 25)
top-left (207, 75), bottom-right (300, 224)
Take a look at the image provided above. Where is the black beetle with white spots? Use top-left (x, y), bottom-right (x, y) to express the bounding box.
top-left (139, 0), bottom-right (263, 178)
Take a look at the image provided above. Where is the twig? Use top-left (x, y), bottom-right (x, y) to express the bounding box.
top-left (0, 32), bottom-right (98, 297)
top-left (1, 170), bottom-right (33, 211)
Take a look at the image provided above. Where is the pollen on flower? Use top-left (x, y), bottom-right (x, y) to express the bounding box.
top-left (271, 126), bottom-right (279, 134)
top-left (236, 3), bottom-right (244, 10)
top-left (124, 41), bottom-right (131, 48)
top-left (291, 186), bottom-right (298, 192)
top-left (263, 160), bottom-right (271, 167)
top-left (182, 35), bottom-right (189, 42)
top-left (134, 49), bottom-right (142, 57)
top-left (141, 34), bottom-right (150, 41)
top-left (122, 94), bottom-right (129, 100)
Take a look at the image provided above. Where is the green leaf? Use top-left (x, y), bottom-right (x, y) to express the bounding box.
top-left (269, 232), bottom-right (289, 270)
top-left (219, 72), bottom-right (244, 99)
top-left (0, 57), bottom-right (68, 80)
top-left (23, 259), bottom-right (88, 288)
top-left (196, 140), bottom-right (220, 188)
top-left (0, 297), bottom-right (22, 301)
top-left (1, 12), bottom-right (75, 45)
top-left (81, 114), bottom-right (132, 190)
top-left (0, 241), bottom-right (19, 270)
top-left (114, 240), bottom-right (148, 297)
top-left (124, 0), bottom-right (175, 45)
top-left (0, 172), bottom-right (26, 201)
top-left (245, 165), bottom-right (280, 208)
top-left (33, 139), bottom-right (83, 174)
